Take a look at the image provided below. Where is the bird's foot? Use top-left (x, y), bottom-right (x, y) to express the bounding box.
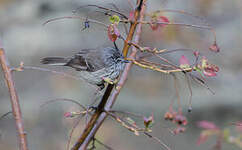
top-left (102, 77), bottom-right (118, 85)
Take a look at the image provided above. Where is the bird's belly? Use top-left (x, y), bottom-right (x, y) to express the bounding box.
top-left (78, 63), bottom-right (125, 85)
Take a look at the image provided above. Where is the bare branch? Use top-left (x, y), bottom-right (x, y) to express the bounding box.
top-left (143, 132), bottom-right (171, 150)
top-left (72, 4), bottom-right (128, 19)
top-left (0, 48), bottom-right (29, 150)
top-left (40, 98), bottom-right (87, 110)
top-left (71, 1), bottom-right (147, 149)
top-left (43, 16), bottom-right (108, 27)
top-left (0, 111), bottom-right (12, 121)
top-left (94, 138), bottom-right (114, 150)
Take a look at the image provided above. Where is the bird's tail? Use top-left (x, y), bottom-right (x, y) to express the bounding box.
top-left (41, 57), bottom-right (69, 66)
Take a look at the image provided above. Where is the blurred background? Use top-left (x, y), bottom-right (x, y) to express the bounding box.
top-left (0, 0), bottom-right (241, 149)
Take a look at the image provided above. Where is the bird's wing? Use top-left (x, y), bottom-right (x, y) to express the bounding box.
top-left (66, 49), bottom-right (105, 72)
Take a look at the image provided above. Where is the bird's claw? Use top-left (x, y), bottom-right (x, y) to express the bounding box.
top-left (102, 77), bottom-right (118, 85)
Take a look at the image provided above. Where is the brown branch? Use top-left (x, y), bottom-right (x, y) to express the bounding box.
top-left (71, 0), bottom-right (146, 149)
top-left (0, 48), bottom-right (29, 150)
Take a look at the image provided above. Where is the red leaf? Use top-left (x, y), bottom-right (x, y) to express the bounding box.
top-left (209, 42), bottom-right (220, 53)
top-left (203, 70), bottom-right (217, 77)
top-left (150, 15), bottom-right (169, 31)
top-left (107, 24), bottom-right (120, 42)
top-left (158, 16), bottom-right (169, 28)
top-left (197, 121), bottom-right (218, 130)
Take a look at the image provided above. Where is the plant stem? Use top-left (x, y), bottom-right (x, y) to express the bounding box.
top-left (0, 48), bottom-right (29, 150)
top-left (71, 0), bottom-right (145, 149)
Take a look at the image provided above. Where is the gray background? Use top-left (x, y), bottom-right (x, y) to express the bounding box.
top-left (0, 0), bottom-right (241, 150)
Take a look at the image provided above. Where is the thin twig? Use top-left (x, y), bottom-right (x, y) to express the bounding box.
top-left (0, 111), bottom-right (12, 121)
top-left (94, 138), bottom-right (114, 150)
top-left (143, 132), bottom-right (171, 150)
top-left (22, 66), bottom-right (101, 92)
top-left (67, 115), bottom-right (84, 150)
top-left (43, 16), bottom-right (108, 27)
top-left (40, 98), bottom-right (87, 110)
top-left (72, 4), bottom-right (128, 19)
top-left (109, 110), bottom-right (144, 118)
top-left (0, 48), bottom-right (29, 150)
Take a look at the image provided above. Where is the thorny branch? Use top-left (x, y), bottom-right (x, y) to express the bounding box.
top-left (0, 48), bottom-right (29, 150)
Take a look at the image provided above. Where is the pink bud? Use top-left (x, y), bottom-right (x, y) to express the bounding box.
top-left (193, 51), bottom-right (200, 57)
top-left (179, 55), bottom-right (190, 68)
top-left (209, 42), bottom-right (220, 53)
top-left (64, 112), bottom-right (72, 118)
top-left (128, 11), bottom-right (135, 21)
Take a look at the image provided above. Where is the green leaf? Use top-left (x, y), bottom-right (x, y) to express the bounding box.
top-left (109, 15), bottom-right (120, 24)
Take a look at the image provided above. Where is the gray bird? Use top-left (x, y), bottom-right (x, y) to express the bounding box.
top-left (41, 47), bottom-right (126, 89)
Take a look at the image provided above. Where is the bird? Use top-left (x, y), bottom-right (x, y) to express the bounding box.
top-left (41, 47), bottom-right (127, 90)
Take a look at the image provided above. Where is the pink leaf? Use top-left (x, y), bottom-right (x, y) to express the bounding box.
top-left (128, 11), bottom-right (135, 21)
top-left (150, 15), bottom-right (169, 31)
top-left (179, 55), bottom-right (190, 68)
top-left (203, 70), bottom-right (217, 77)
top-left (209, 42), bottom-right (220, 53)
top-left (197, 121), bottom-right (218, 130)
top-left (158, 16), bottom-right (170, 28)
top-left (64, 112), bottom-right (73, 118)
top-left (107, 24), bottom-right (120, 42)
